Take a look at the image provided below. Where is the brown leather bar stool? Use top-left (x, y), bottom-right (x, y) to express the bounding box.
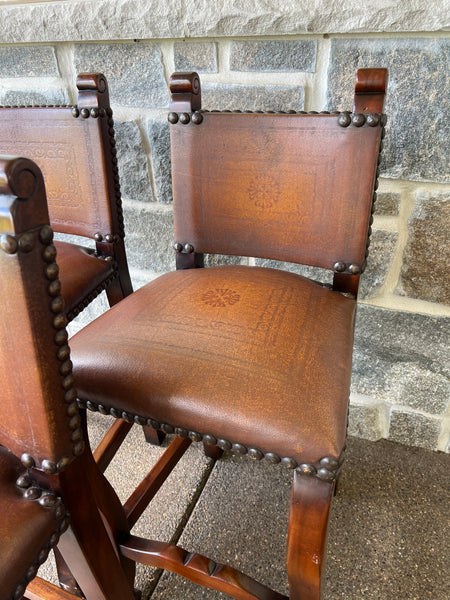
top-left (0, 66), bottom-right (388, 600)
top-left (0, 73), bottom-right (132, 322)
top-left (68, 68), bottom-right (388, 599)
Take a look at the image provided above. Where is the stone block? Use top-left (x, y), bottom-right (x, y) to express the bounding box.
top-left (114, 120), bottom-right (153, 202)
top-left (146, 119), bottom-right (172, 203)
top-left (230, 40), bottom-right (316, 72)
top-left (351, 305), bottom-right (450, 413)
top-left (397, 190), bottom-right (450, 305)
top-left (0, 88), bottom-right (69, 106)
top-left (202, 82), bottom-right (304, 112)
top-left (0, 45), bottom-right (58, 77)
top-left (1, 2), bottom-right (448, 44)
top-left (204, 254), bottom-right (243, 267)
top-left (386, 364), bottom-right (450, 415)
top-left (74, 42), bottom-right (168, 108)
top-left (348, 400), bottom-right (387, 441)
top-left (359, 229), bottom-right (398, 300)
top-left (255, 258), bottom-right (332, 285)
top-left (327, 38), bottom-right (450, 183)
top-left (182, 1), bottom-right (449, 37)
top-left (123, 202), bottom-right (175, 273)
top-left (374, 191), bottom-right (400, 216)
top-left (174, 42), bottom-right (218, 73)
top-left (0, 1), bottom-right (184, 44)
top-left (388, 410), bottom-right (442, 451)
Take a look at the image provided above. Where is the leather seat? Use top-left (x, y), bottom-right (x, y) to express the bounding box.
top-left (0, 446), bottom-right (67, 600)
top-left (54, 241), bottom-right (116, 316)
top-left (71, 265), bottom-right (355, 471)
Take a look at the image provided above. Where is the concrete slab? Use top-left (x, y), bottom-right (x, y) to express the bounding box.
top-left (152, 437), bottom-right (450, 599)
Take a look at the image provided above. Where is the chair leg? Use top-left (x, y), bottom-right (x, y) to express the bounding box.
top-left (54, 547), bottom-right (83, 597)
top-left (142, 425), bottom-right (166, 445)
top-left (202, 441), bottom-right (223, 460)
top-left (287, 470), bottom-right (334, 600)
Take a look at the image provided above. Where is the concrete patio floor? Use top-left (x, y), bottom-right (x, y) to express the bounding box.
top-left (39, 412), bottom-right (450, 599)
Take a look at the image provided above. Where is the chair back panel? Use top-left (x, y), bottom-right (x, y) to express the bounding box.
top-left (0, 106), bottom-right (114, 239)
top-left (171, 112), bottom-right (382, 271)
top-left (0, 156), bottom-right (84, 472)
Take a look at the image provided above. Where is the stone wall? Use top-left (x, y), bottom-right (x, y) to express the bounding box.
top-left (0, 1), bottom-right (448, 453)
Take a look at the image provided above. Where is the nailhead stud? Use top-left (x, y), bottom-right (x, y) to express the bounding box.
top-left (337, 113), bottom-right (351, 127)
top-left (231, 443), bottom-right (247, 455)
top-left (21, 454), bottom-right (35, 468)
top-left (192, 111), bottom-right (203, 124)
top-left (0, 234), bottom-right (17, 254)
top-left (352, 113), bottom-right (366, 127)
top-left (217, 439), bottom-right (232, 451)
top-left (317, 468), bottom-right (335, 482)
top-left (298, 463), bottom-right (317, 476)
top-left (39, 225), bottom-right (53, 244)
top-left (334, 261), bottom-right (347, 273)
top-left (264, 452), bottom-right (281, 464)
top-left (248, 448), bottom-right (263, 460)
top-left (366, 113), bottom-right (380, 127)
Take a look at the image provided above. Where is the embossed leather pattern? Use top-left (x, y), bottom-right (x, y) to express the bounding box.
top-left (171, 113), bottom-right (381, 270)
top-left (71, 265), bottom-right (356, 464)
top-left (0, 108), bottom-right (114, 239)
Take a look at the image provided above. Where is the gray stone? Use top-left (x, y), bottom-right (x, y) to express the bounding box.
top-left (183, 1), bottom-right (450, 37)
top-left (230, 40), bottom-right (316, 72)
top-left (0, 88), bottom-right (69, 106)
top-left (386, 364), bottom-right (450, 415)
top-left (327, 38), bottom-right (450, 183)
top-left (174, 42), bottom-right (218, 73)
top-left (204, 254), bottom-right (243, 267)
top-left (146, 119), bottom-right (172, 203)
top-left (0, 1), bottom-right (448, 44)
top-left (0, 45), bottom-right (58, 77)
top-left (351, 305), bottom-right (450, 413)
top-left (74, 42), bottom-right (168, 108)
top-left (348, 401), bottom-right (387, 441)
top-left (255, 258), bottom-right (332, 286)
top-left (359, 229), bottom-right (398, 300)
top-left (374, 191), bottom-right (401, 216)
top-left (388, 410), bottom-right (442, 450)
top-left (397, 190), bottom-right (450, 305)
top-left (123, 202), bottom-right (175, 272)
top-left (0, 1), bottom-right (184, 43)
top-left (202, 82), bottom-right (304, 112)
top-left (114, 120), bottom-right (153, 202)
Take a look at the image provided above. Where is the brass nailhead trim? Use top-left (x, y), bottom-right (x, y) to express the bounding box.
top-left (81, 399), bottom-right (344, 482)
top-left (12, 473), bottom-right (69, 600)
top-left (173, 241), bottom-right (194, 254)
top-left (13, 225), bottom-right (86, 473)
